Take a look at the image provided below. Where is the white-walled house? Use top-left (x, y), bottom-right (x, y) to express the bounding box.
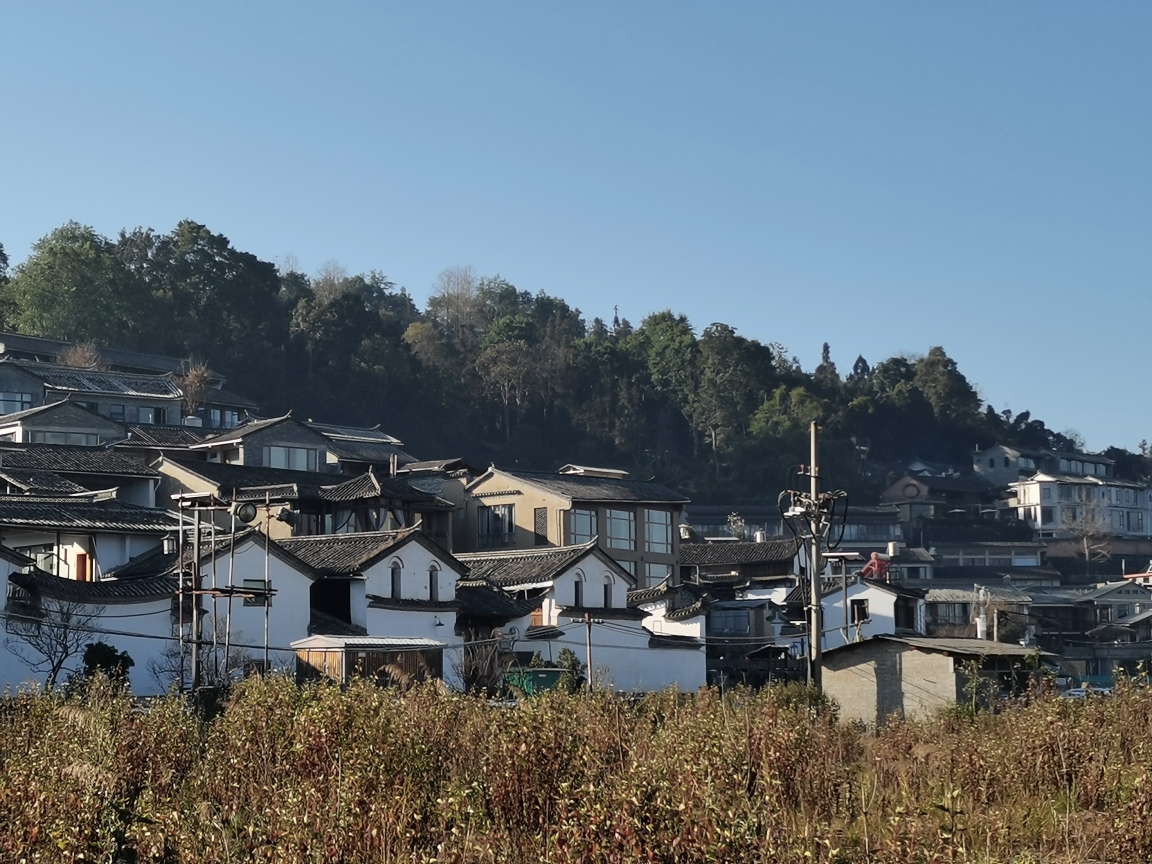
top-left (820, 577), bottom-right (925, 651)
top-left (1, 547), bottom-right (177, 694)
top-left (279, 529), bottom-right (467, 689)
top-left (0, 493), bottom-right (177, 580)
top-left (457, 542), bottom-right (707, 692)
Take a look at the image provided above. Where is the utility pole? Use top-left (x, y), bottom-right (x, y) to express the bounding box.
top-left (808, 421), bottom-right (822, 690)
top-left (780, 420), bottom-right (846, 694)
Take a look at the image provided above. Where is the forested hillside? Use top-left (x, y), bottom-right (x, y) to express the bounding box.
top-left (0, 221), bottom-right (1142, 502)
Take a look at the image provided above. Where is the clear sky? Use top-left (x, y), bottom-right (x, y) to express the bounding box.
top-left (1, 3), bottom-right (1149, 451)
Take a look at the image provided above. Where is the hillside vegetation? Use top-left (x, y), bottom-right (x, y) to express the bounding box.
top-left (1, 224), bottom-right (1147, 501)
top-left (3, 677), bottom-right (1152, 862)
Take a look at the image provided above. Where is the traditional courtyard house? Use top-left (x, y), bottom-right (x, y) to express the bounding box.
top-left (189, 414), bottom-right (339, 473)
top-left (305, 422), bottom-right (418, 475)
top-left (461, 465), bottom-right (688, 587)
top-left (457, 541), bottom-right (705, 691)
top-left (1, 548), bottom-right (178, 694)
top-left (279, 529), bottom-right (466, 688)
top-left (0, 492), bottom-right (178, 581)
top-left (155, 459), bottom-right (453, 545)
top-left (0, 442), bottom-right (161, 507)
top-left (822, 635), bottom-right (1042, 726)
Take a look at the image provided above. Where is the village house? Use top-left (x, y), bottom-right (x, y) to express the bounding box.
top-left (461, 465), bottom-right (688, 588)
top-left (457, 541), bottom-right (706, 692)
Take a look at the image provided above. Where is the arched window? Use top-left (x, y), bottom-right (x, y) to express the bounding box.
top-left (603, 573), bottom-right (614, 608)
top-left (389, 558), bottom-right (403, 600)
top-left (573, 570), bottom-right (585, 608)
top-left (428, 563), bottom-right (440, 603)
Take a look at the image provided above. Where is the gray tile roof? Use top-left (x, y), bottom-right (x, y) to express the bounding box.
top-left (319, 469), bottom-right (450, 506)
top-left (0, 496), bottom-right (179, 532)
top-left (306, 422), bottom-right (403, 445)
top-left (121, 425), bottom-right (207, 448)
top-left (0, 332), bottom-right (212, 377)
top-left (0, 444), bottom-right (158, 477)
top-left (558, 606), bottom-right (646, 621)
top-left (479, 467), bottom-right (689, 505)
top-left (278, 529), bottom-right (464, 579)
top-left (322, 438), bottom-right (419, 467)
top-left (169, 461), bottom-right (443, 506)
top-left (679, 539), bottom-right (799, 566)
top-left (6, 359), bottom-right (184, 398)
top-left (366, 595), bottom-right (460, 611)
top-left (455, 581), bottom-right (543, 619)
top-left (308, 610), bottom-right (369, 637)
top-left (648, 634), bottom-right (703, 650)
top-left (0, 469), bottom-right (89, 495)
top-left (455, 542), bottom-right (602, 588)
top-left (10, 567), bottom-right (177, 604)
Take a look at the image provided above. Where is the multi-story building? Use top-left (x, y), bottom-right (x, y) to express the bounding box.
top-left (460, 465), bottom-right (688, 588)
top-left (1010, 473), bottom-right (1150, 540)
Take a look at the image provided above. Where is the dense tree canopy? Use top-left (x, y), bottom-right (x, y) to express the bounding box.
top-left (2, 220), bottom-right (1141, 503)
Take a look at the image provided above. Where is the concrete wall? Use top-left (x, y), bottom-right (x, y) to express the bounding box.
top-left (823, 641), bottom-right (958, 726)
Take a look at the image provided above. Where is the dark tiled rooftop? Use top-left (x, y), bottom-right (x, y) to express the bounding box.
top-left (10, 567), bottom-right (177, 604)
top-left (0, 468), bottom-right (89, 495)
top-left (6, 359), bottom-right (183, 398)
top-left (121, 425), bottom-right (207, 448)
top-left (0, 445), bottom-right (158, 477)
top-left (277, 529), bottom-right (460, 578)
top-left (455, 543), bottom-right (599, 588)
top-left (455, 581), bottom-right (542, 619)
top-left (679, 539), bottom-right (799, 566)
top-left (0, 496), bottom-right (179, 532)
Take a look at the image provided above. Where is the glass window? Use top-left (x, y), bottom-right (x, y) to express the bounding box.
top-left (1003, 456), bottom-right (1010, 468)
top-left (710, 609), bottom-right (750, 635)
top-left (570, 508), bottom-right (597, 544)
top-left (0, 392), bottom-right (32, 414)
top-left (477, 504), bottom-right (515, 549)
top-left (851, 599), bottom-right (869, 624)
top-left (223, 410), bottom-right (240, 429)
top-left (390, 563), bottom-right (402, 600)
top-left (242, 578), bottom-right (269, 607)
top-left (605, 509), bottom-right (635, 550)
top-left (646, 562), bottom-right (671, 584)
top-left (573, 577), bottom-right (583, 608)
top-left (109, 404), bottom-right (125, 422)
top-left (264, 446), bottom-right (318, 472)
top-left (138, 407), bottom-right (157, 425)
top-left (644, 509), bottom-right (672, 554)
top-left (603, 577), bottom-right (613, 608)
top-left (428, 566), bottom-right (439, 602)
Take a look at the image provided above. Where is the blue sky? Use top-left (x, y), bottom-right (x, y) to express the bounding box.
top-left (2, 3), bottom-right (1149, 451)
